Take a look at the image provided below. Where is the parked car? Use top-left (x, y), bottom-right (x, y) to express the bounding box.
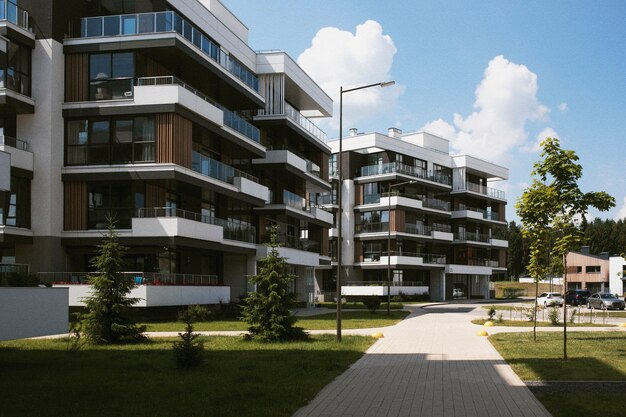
top-left (453, 288), bottom-right (464, 298)
top-left (565, 289), bottom-right (591, 306)
top-left (537, 292), bottom-right (564, 307)
top-left (587, 293), bottom-right (626, 310)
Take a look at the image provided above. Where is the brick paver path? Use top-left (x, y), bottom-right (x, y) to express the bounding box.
top-left (292, 304), bottom-right (552, 417)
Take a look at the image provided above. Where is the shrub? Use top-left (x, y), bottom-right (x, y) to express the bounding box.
top-left (361, 296), bottom-right (381, 313)
top-left (496, 312), bottom-right (504, 323)
top-left (526, 307), bottom-right (536, 322)
top-left (181, 305), bottom-right (213, 322)
top-left (172, 310), bottom-right (204, 370)
top-left (548, 307), bottom-right (560, 325)
top-left (569, 308), bottom-right (577, 324)
top-left (486, 306), bottom-right (497, 320)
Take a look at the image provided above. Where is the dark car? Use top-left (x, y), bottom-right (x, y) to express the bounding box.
top-left (587, 293), bottom-right (626, 310)
top-left (565, 289), bottom-right (591, 306)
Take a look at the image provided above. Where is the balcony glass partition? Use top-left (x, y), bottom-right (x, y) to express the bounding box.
top-left (136, 207), bottom-right (255, 243)
top-left (360, 161), bottom-right (451, 186)
top-left (78, 11), bottom-right (258, 92)
top-left (0, 1), bottom-right (29, 30)
top-left (135, 76), bottom-right (260, 143)
top-left (191, 152), bottom-right (258, 184)
top-left (0, 135), bottom-right (27, 151)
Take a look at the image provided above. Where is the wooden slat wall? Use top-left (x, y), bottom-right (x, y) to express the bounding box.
top-left (146, 57), bottom-right (170, 77)
top-left (146, 182), bottom-right (165, 209)
top-left (355, 184), bottom-right (363, 205)
top-left (354, 242), bottom-right (363, 262)
top-left (156, 113), bottom-right (192, 168)
top-left (320, 153), bottom-right (329, 181)
top-left (65, 54), bottom-right (89, 102)
top-left (64, 182), bottom-right (87, 230)
top-left (391, 209), bottom-right (405, 233)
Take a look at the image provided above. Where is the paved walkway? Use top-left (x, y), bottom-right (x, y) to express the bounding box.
top-left (292, 304), bottom-right (553, 417)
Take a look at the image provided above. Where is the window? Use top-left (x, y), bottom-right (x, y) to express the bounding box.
top-left (66, 116), bottom-right (155, 165)
top-left (0, 42), bottom-right (31, 96)
top-left (585, 265), bottom-right (601, 273)
top-left (363, 242), bottom-right (382, 262)
top-left (363, 182), bottom-right (380, 204)
top-left (0, 176), bottom-right (30, 228)
top-left (89, 52), bottom-right (135, 100)
top-left (87, 182), bottom-right (133, 229)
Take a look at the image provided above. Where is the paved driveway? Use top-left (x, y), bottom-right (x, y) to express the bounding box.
top-left (292, 304), bottom-right (553, 417)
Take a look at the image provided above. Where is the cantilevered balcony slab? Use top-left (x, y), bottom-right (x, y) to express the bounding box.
top-left (0, 226), bottom-right (33, 244)
top-left (445, 264), bottom-right (492, 275)
top-left (0, 137), bottom-right (32, 172)
top-left (256, 244), bottom-right (321, 267)
top-left (490, 238), bottom-right (509, 248)
top-left (252, 150), bottom-right (330, 192)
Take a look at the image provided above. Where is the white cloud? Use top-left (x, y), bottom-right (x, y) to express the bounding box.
top-left (558, 102), bottom-right (569, 112)
top-left (421, 55), bottom-right (550, 161)
top-left (297, 20), bottom-right (402, 131)
top-left (522, 127), bottom-right (560, 154)
top-left (614, 197), bottom-right (626, 221)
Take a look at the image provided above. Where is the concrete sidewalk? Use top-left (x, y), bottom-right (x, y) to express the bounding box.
top-left (292, 304), bottom-right (553, 417)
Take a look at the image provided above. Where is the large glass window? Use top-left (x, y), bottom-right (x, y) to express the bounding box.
top-left (89, 52), bottom-right (135, 100)
top-left (0, 41), bottom-right (31, 96)
top-left (87, 182), bottom-right (133, 229)
top-left (66, 116), bottom-right (155, 165)
top-left (0, 175), bottom-right (30, 228)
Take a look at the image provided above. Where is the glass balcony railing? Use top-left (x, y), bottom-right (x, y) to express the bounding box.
top-left (76, 11), bottom-right (259, 92)
top-left (0, 1), bottom-right (30, 30)
top-left (453, 182), bottom-right (506, 200)
top-left (404, 223), bottom-right (432, 236)
top-left (362, 252), bottom-right (446, 265)
top-left (38, 271), bottom-right (220, 286)
top-left (355, 222), bottom-right (389, 234)
top-left (0, 68), bottom-right (31, 97)
top-left (453, 231), bottom-right (491, 243)
top-left (364, 192), bottom-right (451, 212)
top-left (135, 76), bottom-right (260, 143)
top-left (282, 189), bottom-right (306, 210)
top-left (136, 207), bottom-right (256, 243)
top-left (192, 152), bottom-right (258, 184)
top-left (0, 135), bottom-right (27, 151)
top-left (360, 161), bottom-right (451, 186)
top-left (257, 101), bottom-right (327, 144)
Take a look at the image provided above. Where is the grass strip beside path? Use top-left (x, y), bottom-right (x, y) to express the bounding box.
top-left (490, 332), bottom-right (626, 417)
top-left (489, 331), bottom-right (626, 381)
top-left (471, 319), bottom-right (616, 327)
top-left (144, 310), bottom-right (409, 332)
top-left (0, 335), bottom-right (373, 417)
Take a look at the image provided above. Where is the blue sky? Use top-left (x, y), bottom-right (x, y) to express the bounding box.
top-left (225, 0), bottom-right (626, 222)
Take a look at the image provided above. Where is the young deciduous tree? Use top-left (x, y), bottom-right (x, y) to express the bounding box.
top-left (240, 225), bottom-right (306, 341)
top-left (517, 138), bottom-right (615, 357)
top-left (81, 217), bottom-right (146, 344)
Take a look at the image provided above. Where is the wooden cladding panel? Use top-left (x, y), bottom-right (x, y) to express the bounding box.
top-left (64, 182), bottom-right (87, 230)
top-left (320, 153), bottom-right (329, 181)
top-left (65, 54), bottom-right (89, 102)
top-left (146, 57), bottom-right (170, 77)
top-left (354, 242), bottom-right (363, 262)
top-left (391, 209), bottom-right (405, 233)
top-left (146, 182), bottom-right (165, 209)
top-left (355, 184), bottom-right (363, 205)
top-left (156, 113), bottom-right (192, 168)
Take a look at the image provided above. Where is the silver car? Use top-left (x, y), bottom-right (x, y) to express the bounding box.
top-left (587, 293), bottom-right (626, 310)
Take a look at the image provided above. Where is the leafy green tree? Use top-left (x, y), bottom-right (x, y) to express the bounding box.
top-left (81, 217), bottom-right (146, 344)
top-left (240, 225), bottom-right (305, 342)
top-left (517, 137), bottom-right (615, 357)
top-left (506, 221), bottom-right (527, 278)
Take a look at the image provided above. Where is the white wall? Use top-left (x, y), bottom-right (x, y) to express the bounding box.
top-left (0, 288), bottom-right (68, 340)
top-left (609, 256), bottom-right (626, 295)
top-left (56, 285), bottom-right (230, 307)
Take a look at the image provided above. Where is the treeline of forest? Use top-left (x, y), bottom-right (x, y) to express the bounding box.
top-left (506, 218), bottom-right (626, 278)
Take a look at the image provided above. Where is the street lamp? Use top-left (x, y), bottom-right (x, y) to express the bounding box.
top-left (386, 180), bottom-right (416, 314)
top-left (336, 80), bottom-right (395, 342)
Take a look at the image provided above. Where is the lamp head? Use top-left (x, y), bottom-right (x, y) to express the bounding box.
top-left (380, 81), bottom-right (396, 88)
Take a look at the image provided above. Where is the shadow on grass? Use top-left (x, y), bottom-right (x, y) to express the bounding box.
top-left (0, 335), bottom-right (370, 417)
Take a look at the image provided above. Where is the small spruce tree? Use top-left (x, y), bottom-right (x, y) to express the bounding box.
top-left (81, 216), bottom-right (146, 344)
top-left (240, 225), bottom-right (306, 341)
top-left (172, 310), bottom-right (204, 369)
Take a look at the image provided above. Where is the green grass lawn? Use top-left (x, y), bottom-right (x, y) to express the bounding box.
top-left (144, 310), bottom-right (409, 332)
top-left (489, 331), bottom-right (626, 381)
top-left (482, 305), bottom-right (626, 318)
top-left (471, 319), bottom-right (616, 327)
top-left (0, 335), bottom-right (374, 417)
top-left (489, 332), bottom-right (626, 417)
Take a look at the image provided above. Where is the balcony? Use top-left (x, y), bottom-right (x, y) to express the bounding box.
top-left (0, 263), bottom-right (29, 278)
top-left (135, 207), bottom-right (255, 244)
top-left (260, 189), bottom-right (333, 225)
top-left (359, 161), bottom-right (451, 186)
top-left (452, 204), bottom-right (504, 222)
top-left (363, 192), bottom-right (451, 212)
top-left (355, 222), bottom-right (388, 234)
top-left (341, 280), bottom-right (430, 297)
top-left (0, 1), bottom-right (29, 30)
top-left (192, 152), bottom-right (257, 184)
top-left (0, 135), bottom-right (26, 150)
top-left (74, 11), bottom-right (258, 93)
top-left (256, 101), bottom-right (327, 146)
top-left (0, 68), bottom-right (34, 113)
top-left (452, 181), bottom-right (506, 200)
top-left (0, 135), bottom-right (32, 171)
top-left (252, 149), bottom-right (328, 190)
top-left (453, 231), bottom-right (491, 244)
top-left (404, 223), bottom-right (432, 237)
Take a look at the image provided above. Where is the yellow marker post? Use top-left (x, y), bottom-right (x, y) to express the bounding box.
top-left (476, 330), bottom-right (489, 336)
top-left (371, 332), bottom-right (384, 339)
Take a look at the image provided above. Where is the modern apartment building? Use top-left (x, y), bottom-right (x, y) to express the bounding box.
top-left (317, 128), bottom-right (508, 301)
top-left (0, 0), bottom-right (333, 305)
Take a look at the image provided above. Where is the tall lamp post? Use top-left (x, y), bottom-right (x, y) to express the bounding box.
top-left (336, 81), bottom-right (395, 342)
top-left (386, 180), bottom-right (416, 314)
